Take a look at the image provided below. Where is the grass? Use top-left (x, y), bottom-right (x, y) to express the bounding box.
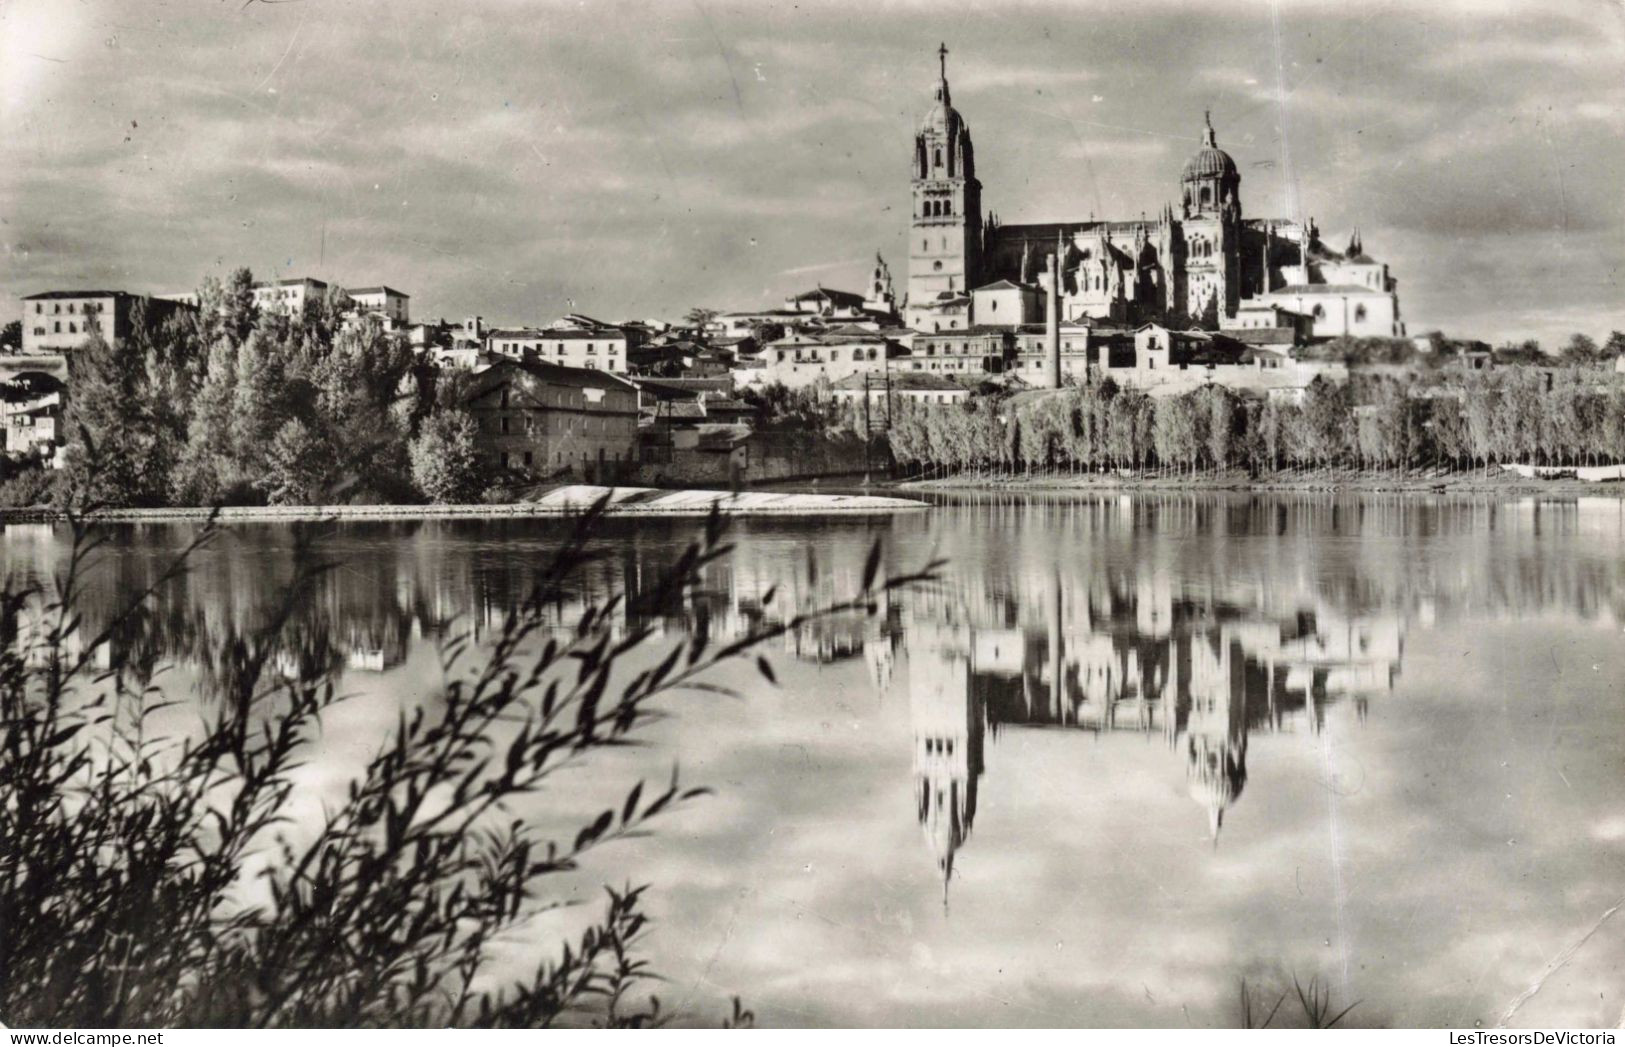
top-left (1240, 975), bottom-right (1362, 1029)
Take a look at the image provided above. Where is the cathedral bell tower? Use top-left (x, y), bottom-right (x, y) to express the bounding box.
top-left (906, 44), bottom-right (983, 332)
top-left (1179, 112), bottom-right (1243, 324)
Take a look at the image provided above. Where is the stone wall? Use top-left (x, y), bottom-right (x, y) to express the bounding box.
top-left (637, 429), bottom-right (884, 487)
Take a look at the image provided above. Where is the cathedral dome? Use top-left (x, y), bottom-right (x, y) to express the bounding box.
top-left (920, 96), bottom-right (959, 135)
top-left (1182, 112), bottom-right (1237, 182)
top-left (1183, 146), bottom-right (1237, 181)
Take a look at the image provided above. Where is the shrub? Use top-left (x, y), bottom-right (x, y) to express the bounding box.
top-left (0, 464), bottom-right (63, 509)
top-left (0, 503), bottom-right (936, 1026)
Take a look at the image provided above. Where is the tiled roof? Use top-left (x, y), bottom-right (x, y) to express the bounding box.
top-left (831, 371), bottom-right (968, 392)
top-left (789, 287), bottom-right (865, 307)
top-left (467, 357), bottom-right (638, 395)
top-left (23, 290), bottom-right (125, 300)
top-left (1227, 328), bottom-right (1298, 345)
top-left (500, 328), bottom-right (628, 341)
top-left (915, 325), bottom-right (1013, 339)
top-left (348, 285), bottom-right (410, 297)
top-left (251, 278), bottom-right (328, 289)
top-left (1271, 283), bottom-right (1389, 296)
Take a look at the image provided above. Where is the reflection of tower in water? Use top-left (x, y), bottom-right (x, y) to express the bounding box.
top-left (908, 622), bottom-right (984, 907)
top-left (1183, 634), bottom-right (1249, 842)
top-left (899, 561), bottom-right (1407, 874)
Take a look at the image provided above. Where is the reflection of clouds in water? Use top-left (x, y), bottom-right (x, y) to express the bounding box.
top-left (4, 494), bottom-right (1625, 1027)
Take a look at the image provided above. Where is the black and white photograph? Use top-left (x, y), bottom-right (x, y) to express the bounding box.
top-left (1, 0), bottom-right (1623, 1032)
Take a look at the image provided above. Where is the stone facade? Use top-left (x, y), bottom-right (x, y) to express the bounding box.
top-left (462, 359), bottom-right (640, 481)
top-left (19, 291), bottom-right (189, 355)
top-left (484, 326), bottom-right (630, 372)
top-left (906, 49), bottom-right (1407, 340)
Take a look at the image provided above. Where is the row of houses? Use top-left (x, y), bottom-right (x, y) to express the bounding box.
top-left (12, 269), bottom-right (1601, 486)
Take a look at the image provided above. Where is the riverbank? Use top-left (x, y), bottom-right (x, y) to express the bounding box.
top-left (0, 485), bottom-right (930, 524)
top-left (894, 466), bottom-right (1625, 498)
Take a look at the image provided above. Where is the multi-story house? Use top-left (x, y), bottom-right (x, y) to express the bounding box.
top-left (252, 277), bottom-right (332, 317)
top-left (20, 291), bottom-right (190, 355)
top-left (0, 378), bottom-right (64, 465)
top-left (462, 359), bottom-right (640, 481)
top-left (745, 331), bottom-right (903, 389)
top-left (905, 326), bottom-right (1015, 376)
top-left (486, 326), bottom-right (630, 372)
top-left (346, 286), bottom-right (410, 325)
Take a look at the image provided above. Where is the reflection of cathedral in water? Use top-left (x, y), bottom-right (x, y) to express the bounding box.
top-left (904, 569), bottom-right (1405, 894)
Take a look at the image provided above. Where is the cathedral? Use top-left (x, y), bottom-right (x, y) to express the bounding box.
top-left (904, 45), bottom-right (1406, 341)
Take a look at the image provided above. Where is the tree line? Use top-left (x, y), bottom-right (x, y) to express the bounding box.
top-left (882, 369), bottom-right (1625, 479)
top-left (16, 269), bottom-right (489, 508)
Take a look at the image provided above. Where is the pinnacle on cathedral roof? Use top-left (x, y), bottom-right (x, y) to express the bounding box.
top-left (920, 42), bottom-right (960, 134)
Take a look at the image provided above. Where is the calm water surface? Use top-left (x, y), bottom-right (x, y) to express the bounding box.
top-left (8, 493), bottom-right (1624, 1028)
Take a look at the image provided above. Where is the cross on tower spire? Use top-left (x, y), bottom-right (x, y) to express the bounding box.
top-left (938, 42), bottom-right (949, 81)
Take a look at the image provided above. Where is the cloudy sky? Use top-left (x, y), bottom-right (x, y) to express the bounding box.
top-left (2, 0), bottom-right (1622, 345)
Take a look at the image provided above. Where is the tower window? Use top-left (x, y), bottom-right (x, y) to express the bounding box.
top-left (1355, 304), bottom-right (1368, 322)
top-left (933, 261), bottom-right (942, 272)
top-left (935, 147), bottom-right (943, 167)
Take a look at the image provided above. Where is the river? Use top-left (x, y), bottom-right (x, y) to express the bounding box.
top-left (6, 492), bottom-right (1623, 1028)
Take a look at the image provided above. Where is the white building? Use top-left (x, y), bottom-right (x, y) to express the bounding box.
top-left (252, 277), bottom-right (331, 317)
top-left (749, 332), bottom-right (898, 389)
top-left (830, 370), bottom-right (971, 409)
top-left (347, 286), bottom-right (410, 325)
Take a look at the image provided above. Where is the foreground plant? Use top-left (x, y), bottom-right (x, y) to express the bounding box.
top-left (0, 501), bottom-right (937, 1027)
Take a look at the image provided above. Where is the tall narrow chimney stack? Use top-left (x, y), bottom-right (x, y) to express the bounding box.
top-left (1045, 250), bottom-right (1062, 389)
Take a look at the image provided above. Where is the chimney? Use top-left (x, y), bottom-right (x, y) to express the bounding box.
top-left (1045, 250), bottom-right (1062, 389)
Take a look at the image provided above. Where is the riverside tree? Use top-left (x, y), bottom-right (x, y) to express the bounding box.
top-left (410, 409), bottom-right (486, 504)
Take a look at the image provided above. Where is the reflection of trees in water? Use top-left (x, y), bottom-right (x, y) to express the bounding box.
top-left (916, 492), bottom-right (1625, 627)
top-left (46, 520), bottom-right (906, 689)
top-left (895, 489), bottom-right (1624, 895)
top-left (23, 496), bottom-right (1624, 692)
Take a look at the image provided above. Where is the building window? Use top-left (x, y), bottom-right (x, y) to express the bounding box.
top-left (1354, 304), bottom-right (1368, 322)
top-left (1313, 304), bottom-right (1326, 320)
top-left (501, 417), bottom-right (510, 434)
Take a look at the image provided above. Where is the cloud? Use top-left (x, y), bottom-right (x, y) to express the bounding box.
top-left (1, 0), bottom-right (1621, 345)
